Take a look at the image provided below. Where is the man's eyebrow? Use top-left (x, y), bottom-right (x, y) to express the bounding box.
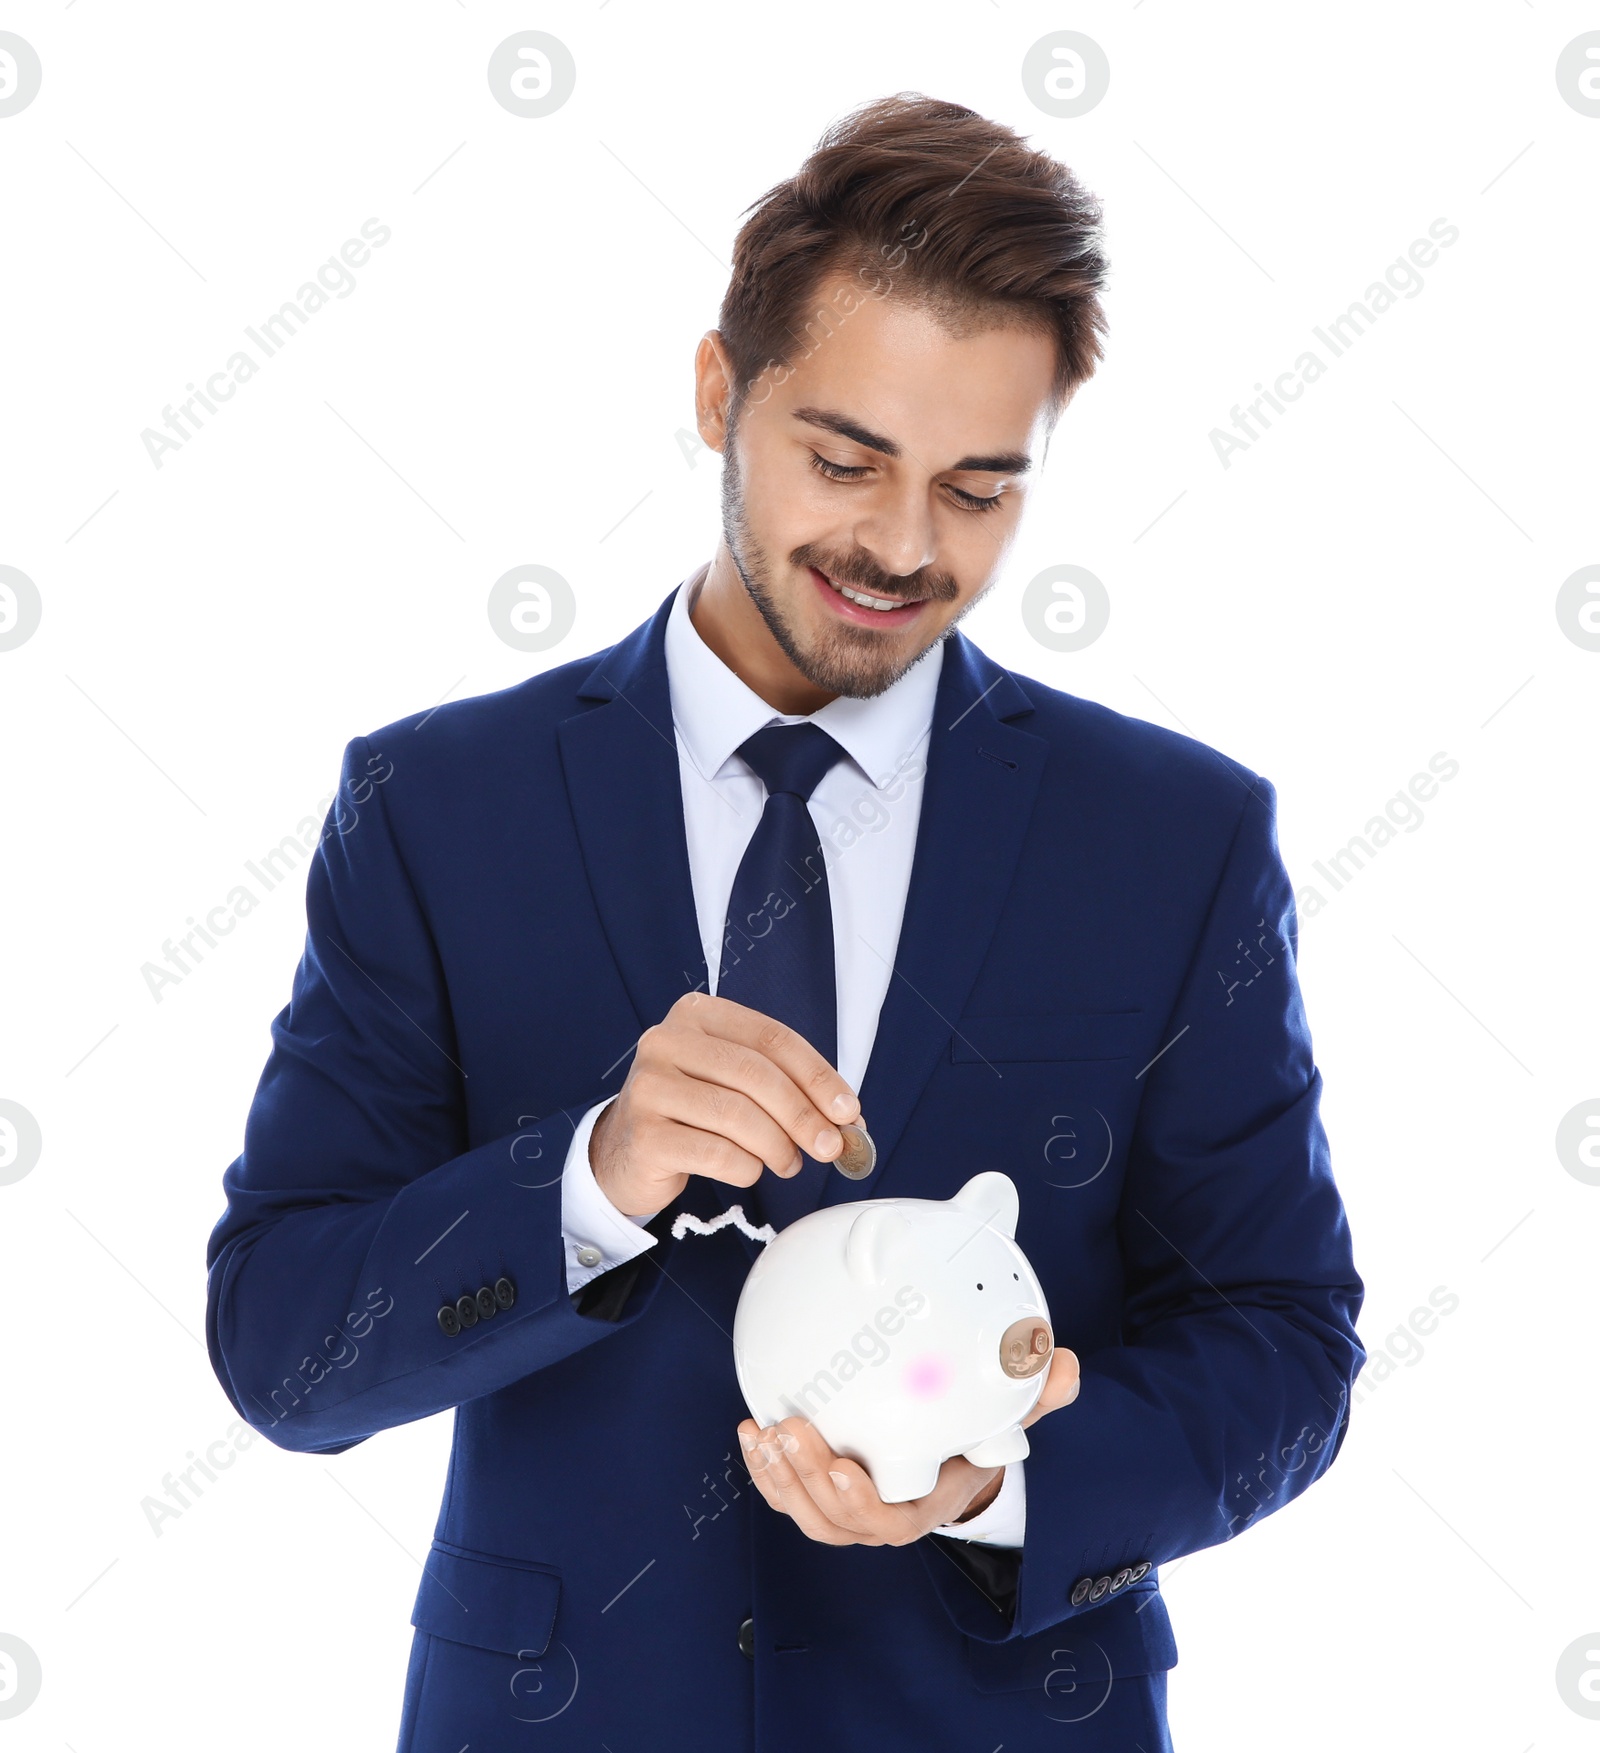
top-left (793, 406), bottom-right (900, 458)
top-left (950, 448), bottom-right (1032, 475)
top-left (791, 405), bottom-right (1031, 474)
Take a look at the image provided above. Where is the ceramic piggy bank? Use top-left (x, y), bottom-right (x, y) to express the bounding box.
top-left (732, 1172), bottom-right (1053, 1503)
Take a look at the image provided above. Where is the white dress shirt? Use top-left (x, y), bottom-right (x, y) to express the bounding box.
top-left (556, 576), bottom-right (1025, 1547)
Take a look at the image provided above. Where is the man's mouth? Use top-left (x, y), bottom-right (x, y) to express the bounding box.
top-left (807, 565), bottom-right (929, 628)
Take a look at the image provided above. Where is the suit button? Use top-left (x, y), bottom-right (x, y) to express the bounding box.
top-left (1070, 1577), bottom-right (1092, 1606)
top-left (738, 1617), bottom-right (755, 1660)
top-left (475, 1286), bottom-right (497, 1321)
top-left (437, 1304), bottom-right (461, 1338)
top-left (494, 1276), bottom-right (517, 1310)
top-left (455, 1293), bottom-right (479, 1329)
top-left (1110, 1567), bottom-right (1133, 1592)
top-left (1129, 1560), bottom-right (1151, 1583)
top-left (576, 1245), bottom-right (602, 1268)
top-left (1088, 1575), bottom-right (1111, 1603)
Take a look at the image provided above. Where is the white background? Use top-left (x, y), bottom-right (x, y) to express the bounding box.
top-left (2, 2), bottom-right (1597, 1747)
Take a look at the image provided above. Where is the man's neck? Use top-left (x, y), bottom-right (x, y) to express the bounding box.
top-left (688, 549), bottom-right (838, 716)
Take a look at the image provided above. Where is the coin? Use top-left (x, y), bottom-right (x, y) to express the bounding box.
top-left (834, 1122), bottom-right (877, 1180)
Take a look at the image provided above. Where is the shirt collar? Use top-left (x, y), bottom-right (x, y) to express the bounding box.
top-left (663, 572), bottom-right (944, 791)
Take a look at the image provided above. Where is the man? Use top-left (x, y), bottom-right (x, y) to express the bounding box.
top-left (206, 93), bottom-right (1364, 1750)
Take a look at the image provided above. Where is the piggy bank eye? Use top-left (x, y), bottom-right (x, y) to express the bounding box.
top-left (1012, 1272), bottom-right (1018, 1281)
top-left (975, 1282), bottom-right (983, 1291)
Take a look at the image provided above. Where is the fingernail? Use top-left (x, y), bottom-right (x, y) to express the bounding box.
top-left (738, 1428), bottom-right (758, 1452)
top-left (830, 1092), bottom-right (856, 1118)
top-left (814, 1128), bottom-right (840, 1157)
top-left (1065, 1378), bottom-right (1081, 1404)
top-left (828, 1470), bottom-right (851, 1491)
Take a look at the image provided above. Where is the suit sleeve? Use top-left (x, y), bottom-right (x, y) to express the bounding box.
top-left (921, 773), bottom-right (1366, 1641)
top-left (204, 736), bottom-right (670, 1455)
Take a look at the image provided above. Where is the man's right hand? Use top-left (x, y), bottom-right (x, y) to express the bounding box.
top-left (588, 992), bottom-right (862, 1218)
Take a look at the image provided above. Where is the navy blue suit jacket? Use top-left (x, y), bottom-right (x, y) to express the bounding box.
top-left (205, 584), bottom-right (1364, 1750)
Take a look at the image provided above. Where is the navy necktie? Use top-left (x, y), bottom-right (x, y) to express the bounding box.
top-left (716, 722), bottom-right (845, 1228)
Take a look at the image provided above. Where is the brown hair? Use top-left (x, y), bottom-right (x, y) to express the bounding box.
top-left (718, 92), bottom-right (1109, 420)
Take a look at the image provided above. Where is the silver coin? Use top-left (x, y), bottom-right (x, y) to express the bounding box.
top-left (834, 1123), bottom-right (877, 1180)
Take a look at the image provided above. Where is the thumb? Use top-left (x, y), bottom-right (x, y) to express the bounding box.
top-left (1022, 1346), bottom-right (1081, 1428)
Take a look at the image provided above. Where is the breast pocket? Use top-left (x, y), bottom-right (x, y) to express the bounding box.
top-left (949, 1011), bottom-right (1144, 1065)
top-left (935, 1013), bottom-right (1146, 1208)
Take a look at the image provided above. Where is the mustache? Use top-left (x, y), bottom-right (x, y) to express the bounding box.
top-left (793, 545), bottom-right (960, 604)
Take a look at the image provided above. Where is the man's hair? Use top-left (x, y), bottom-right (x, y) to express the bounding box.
top-left (718, 92), bottom-right (1109, 421)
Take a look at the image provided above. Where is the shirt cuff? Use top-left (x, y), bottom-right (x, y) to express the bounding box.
top-left (560, 1100), bottom-right (663, 1295)
top-left (932, 1460), bottom-right (1026, 1548)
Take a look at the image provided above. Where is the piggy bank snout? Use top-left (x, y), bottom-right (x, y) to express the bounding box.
top-left (999, 1316), bottom-right (1053, 1380)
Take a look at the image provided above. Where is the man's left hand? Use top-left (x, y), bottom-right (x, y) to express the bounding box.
top-left (737, 1345), bottom-right (1079, 1547)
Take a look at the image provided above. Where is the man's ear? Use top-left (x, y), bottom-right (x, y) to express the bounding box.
top-left (950, 1172), bottom-right (1019, 1240)
top-left (694, 331), bottom-right (734, 455)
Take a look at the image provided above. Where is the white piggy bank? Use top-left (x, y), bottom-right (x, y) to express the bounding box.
top-left (732, 1171), bottom-right (1054, 1503)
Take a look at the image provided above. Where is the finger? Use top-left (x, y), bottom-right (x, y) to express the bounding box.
top-left (770, 1420), bottom-right (882, 1537)
top-left (1022, 1346), bottom-right (1081, 1428)
top-left (650, 1117), bottom-right (768, 1189)
top-left (677, 995), bottom-right (861, 1148)
top-left (638, 1064), bottom-right (805, 1177)
top-left (738, 1423), bottom-right (785, 1513)
top-left (746, 1422), bottom-right (856, 1546)
top-left (772, 1422), bottom-right (920, 1547)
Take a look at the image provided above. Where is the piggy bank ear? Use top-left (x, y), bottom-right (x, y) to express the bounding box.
top-left (845, 1206), bottom-right (910, 1289)
top-left (951, 1172), bottom-right (1019, 1240)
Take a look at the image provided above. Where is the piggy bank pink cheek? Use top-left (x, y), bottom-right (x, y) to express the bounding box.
top-left (903, 1354), bottom-right (954, 1399)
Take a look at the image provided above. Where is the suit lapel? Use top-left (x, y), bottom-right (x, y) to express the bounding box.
top-left (558, 588), bottom-right (709, 1033)
top-left (821, 631), bottom-right (1046, 1210)
top-left (557, 585), bottom-right (763, 1264)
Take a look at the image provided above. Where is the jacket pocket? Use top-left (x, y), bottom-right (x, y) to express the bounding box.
top-left (950, 1011), bottom-right (1143, 1065)
top-left (410, 1540), bottom-right (562, 1657)
top-left (962, 1582), bottom-right (1177, 1693)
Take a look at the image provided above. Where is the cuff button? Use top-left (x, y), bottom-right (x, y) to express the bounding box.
top-left (437, 1304), bottom-right (461, 1338)
top-left (455, 1293), bottom-right (479, 1329)
top-left (1111, 1567), bottom-right (1133, 1592)
top-left (1088, 1575), bottom-right (1111, 1603)
top-left (475, 1286), bottom-right (497, 1321)
top-left (1129, 1560), bottom-right (1151, 1583)
top-left (494, 1276), bottom-right (517, 1309)
top-left (1070, 1578), bottom-right (1092, 1606)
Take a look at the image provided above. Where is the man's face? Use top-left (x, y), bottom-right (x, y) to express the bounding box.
top-left (710, 275), bottom-right (1060, 699)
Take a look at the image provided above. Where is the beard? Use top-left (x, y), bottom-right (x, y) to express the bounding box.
top-left (719, 430), bottom-right (974, 700)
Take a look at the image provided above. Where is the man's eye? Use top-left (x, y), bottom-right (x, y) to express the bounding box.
top-left (947, 484), bottom-right (1004, 513)
top-left (808, 451), bottom-right (870, 482)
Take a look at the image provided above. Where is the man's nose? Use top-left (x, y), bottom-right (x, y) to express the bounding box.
top-left (852, 482), bottom-right (938, 581)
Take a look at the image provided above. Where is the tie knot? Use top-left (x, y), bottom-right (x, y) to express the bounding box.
top-left (736, 722), bottom-right (845, 803)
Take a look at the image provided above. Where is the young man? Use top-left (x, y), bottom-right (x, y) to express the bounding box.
top-left (206, 94), bottom-right (1364, 1750)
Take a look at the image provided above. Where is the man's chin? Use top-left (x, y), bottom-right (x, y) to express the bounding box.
top-left (790, 620), bottom-right (939, 700)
